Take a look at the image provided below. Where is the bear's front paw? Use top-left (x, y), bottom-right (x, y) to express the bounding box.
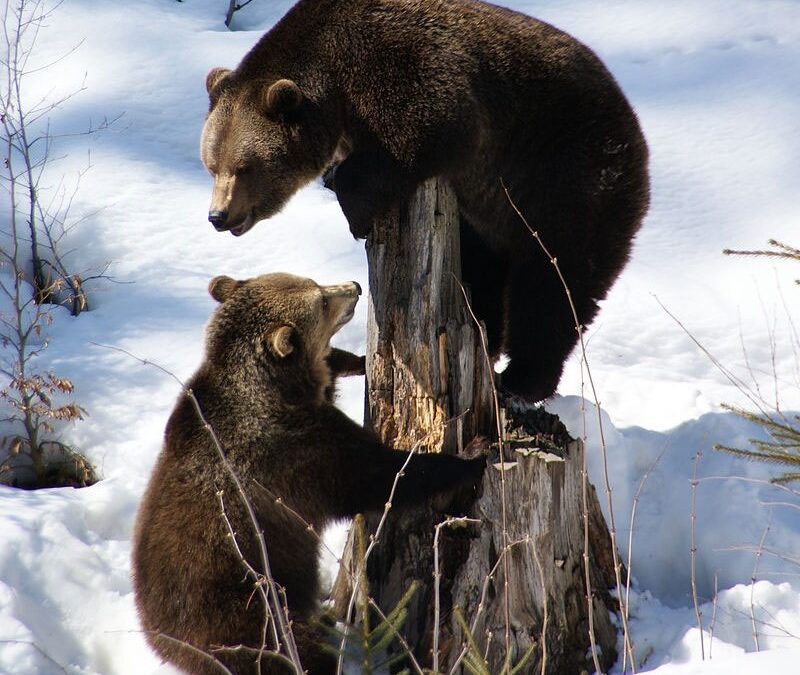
top-left (468, 454), bottom-right (488, 481)
top-left (327, 348), bottom-right (366, 377)
top-left (431, 457), bottom-right (486, 513)
top-left (340, 202), bottom-right (375, 239)
top-left (322, 163), bottom-right (339, 192)
top-left (335, 189), bottom-right (377, 239)
top-left (348, 219), bottom-right (373, 239)
top-left (463, 435), bottom-right (491, 459)
top-left (342, 354), bottom-right (366, 376)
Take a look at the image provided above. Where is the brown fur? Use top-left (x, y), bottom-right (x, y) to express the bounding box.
top-left (132, 273), bottom-right (484, 674)
top-left (200, 0), bottom-right (650, 401)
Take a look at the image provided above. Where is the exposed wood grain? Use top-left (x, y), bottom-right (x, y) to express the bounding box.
top-left (332, 177), bottom-right (618, 674)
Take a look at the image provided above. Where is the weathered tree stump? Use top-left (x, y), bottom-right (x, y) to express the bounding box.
top-left (332, 178), bottom-right (618, 673)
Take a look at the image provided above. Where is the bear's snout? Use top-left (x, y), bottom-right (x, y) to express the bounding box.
top-left (323, 281), bottom-right (361, 298)
top-left (208, 210), bottom-right (228, 230)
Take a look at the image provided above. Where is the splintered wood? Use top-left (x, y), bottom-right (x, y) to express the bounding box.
top-left (333, 177), bottom-right (618, 674)
top-left (363, 178), bottom-right (493, 454)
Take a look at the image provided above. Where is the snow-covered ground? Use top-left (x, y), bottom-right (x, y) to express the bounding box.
top-left (1, 0), bottom-right (799, 673)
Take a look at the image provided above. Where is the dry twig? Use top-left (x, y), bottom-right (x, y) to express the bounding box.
top-left (432, 516), bottom-right (481, 673)
top-left (690, 450), bottom-right (705, 660)
top-left (92, 342), bottom-right (302, 673)
top-left (455, 277), bottom-right (514, 660)
top-left (750, 511), bottom-right (773, 652)
top-left (502, 179), bottom-right (635, 673)
top-left (336, 443), bottom-right (420, 674)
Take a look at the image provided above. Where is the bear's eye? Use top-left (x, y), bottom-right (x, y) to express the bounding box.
top-left (234, 164), bottom-right (252, 177)
top-left (321, 297), bottom-right (329, 310)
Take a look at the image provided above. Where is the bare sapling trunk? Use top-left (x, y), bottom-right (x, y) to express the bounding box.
top-left (224, 0), bottom-right (256, 28)
top-left (0, 0), bottom-right (99, 488)
top-left (332, 177), bottom-right (619, 673)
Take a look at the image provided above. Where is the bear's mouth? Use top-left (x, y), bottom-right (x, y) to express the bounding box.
top-left (334, 308), bottom-right (355, 330)
top-left (333, 293), bottom-right (359, 332)
top-left (229, 211), bottom-right (256, 237)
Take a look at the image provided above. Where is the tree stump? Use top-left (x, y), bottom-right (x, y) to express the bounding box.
top-left (332, 178), bottom-right (618, 673)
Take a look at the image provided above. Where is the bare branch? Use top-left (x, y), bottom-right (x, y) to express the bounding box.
top-left (336, 442), bottom-right (421, 674)
top-left (432, 516), bottom-right (481, 673)
top-left (225, 0), bottom-right (256, 28)
top-left (750, 511), bottom-right (773, 652)
top-left (90, 342), bottom-right (304, 670)
top-left (454, 276), bottom-right (513, 658)
top-left (502, 179), bottom-right (634, 672)
top-left (0, 639), bottom-right (69, 674)
top-left (690, 450), bottom-right (705, 660)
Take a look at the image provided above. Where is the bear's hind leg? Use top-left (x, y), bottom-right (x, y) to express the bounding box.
top-left (500, 260), bottom-right (598, 401)
top-left (459, 215), bottom-right (509, 358)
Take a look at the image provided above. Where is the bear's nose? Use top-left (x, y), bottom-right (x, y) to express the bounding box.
top-left (352, 281), bottom-right (362, 296)
top-left (208, 210), bottom-right (229, 230)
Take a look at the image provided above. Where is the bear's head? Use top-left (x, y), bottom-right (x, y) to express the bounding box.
top-left (200, 68), bottom-right (342, 237)
top-left (206, 273), bottom-right (361, 403)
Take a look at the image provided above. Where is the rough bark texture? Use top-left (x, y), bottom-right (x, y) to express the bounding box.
top-left (332, 177), bottom-right (618, 674)
top-left (361, 177), bottom-right (494, 452)
top-left (447, 415), bottom-right (619, 674)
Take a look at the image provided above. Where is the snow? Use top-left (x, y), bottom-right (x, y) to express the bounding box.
top-left (1, 0), bottom-right (799, 673)
top-left (624, 583), bottom-right (800, 672)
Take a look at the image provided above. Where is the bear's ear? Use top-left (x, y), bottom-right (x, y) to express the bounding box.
top-left (206, 67), bottom-right (232, 95)
top-left (209, 275), bottom-right (242, 303)
top-left (268, 325), bottom-right (295, 359)
top-left (264, 79), bottom-right (303, 119)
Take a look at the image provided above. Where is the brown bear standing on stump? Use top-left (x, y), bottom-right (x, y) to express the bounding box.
top-left (131, 273), bottom-right (484, 675)
top-left (200, 0), bottom-right (650, 401)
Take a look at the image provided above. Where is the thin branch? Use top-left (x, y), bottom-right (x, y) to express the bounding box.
top-left (251, 478), bottom-right (342, 564)
top-left (454, 275), bottom-right (513, 660)
top-left (215, 488), bottom-right (279, 655)
top-left (446, 538), bottom-right (531, 675)
top-left (690, 450), bottom-right (705, 660)
top-left (623, 444), bottom-right (666, 673)
top-left (336, 442), bottom-right (421, 675)
top-left (90, 342), bottom-right (303, 671)
top-left (698, 474), bottom-right (800, 499)
top-left (654, 295), bottom-right (776, 423)
top-left (0, 639), bottom-right (69, 674)
top-left (502, 179), bottom-right (633, 672)
top-left (750, 511), bottom-right (773, 652)
top-left (432, 516), bottom-right (481, 673)
top-left (527, 535), bottom-right (548, 675)
top-left (224, 0), bottom-right (256, 28)
top-left (709, 573), bottom-right (718, 660)
top-left (366, 599), bottom-right (425, 675)
top-left (155, 633), bottom-right (235, 675)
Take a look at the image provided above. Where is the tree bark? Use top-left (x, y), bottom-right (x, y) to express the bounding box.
top-left (332, 177), bottom-right (618, 673)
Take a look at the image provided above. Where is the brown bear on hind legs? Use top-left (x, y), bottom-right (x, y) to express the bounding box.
top-left (200, 0), bottom-right (650, 402)
top-left (131, 273), bottom-right (484, 675)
